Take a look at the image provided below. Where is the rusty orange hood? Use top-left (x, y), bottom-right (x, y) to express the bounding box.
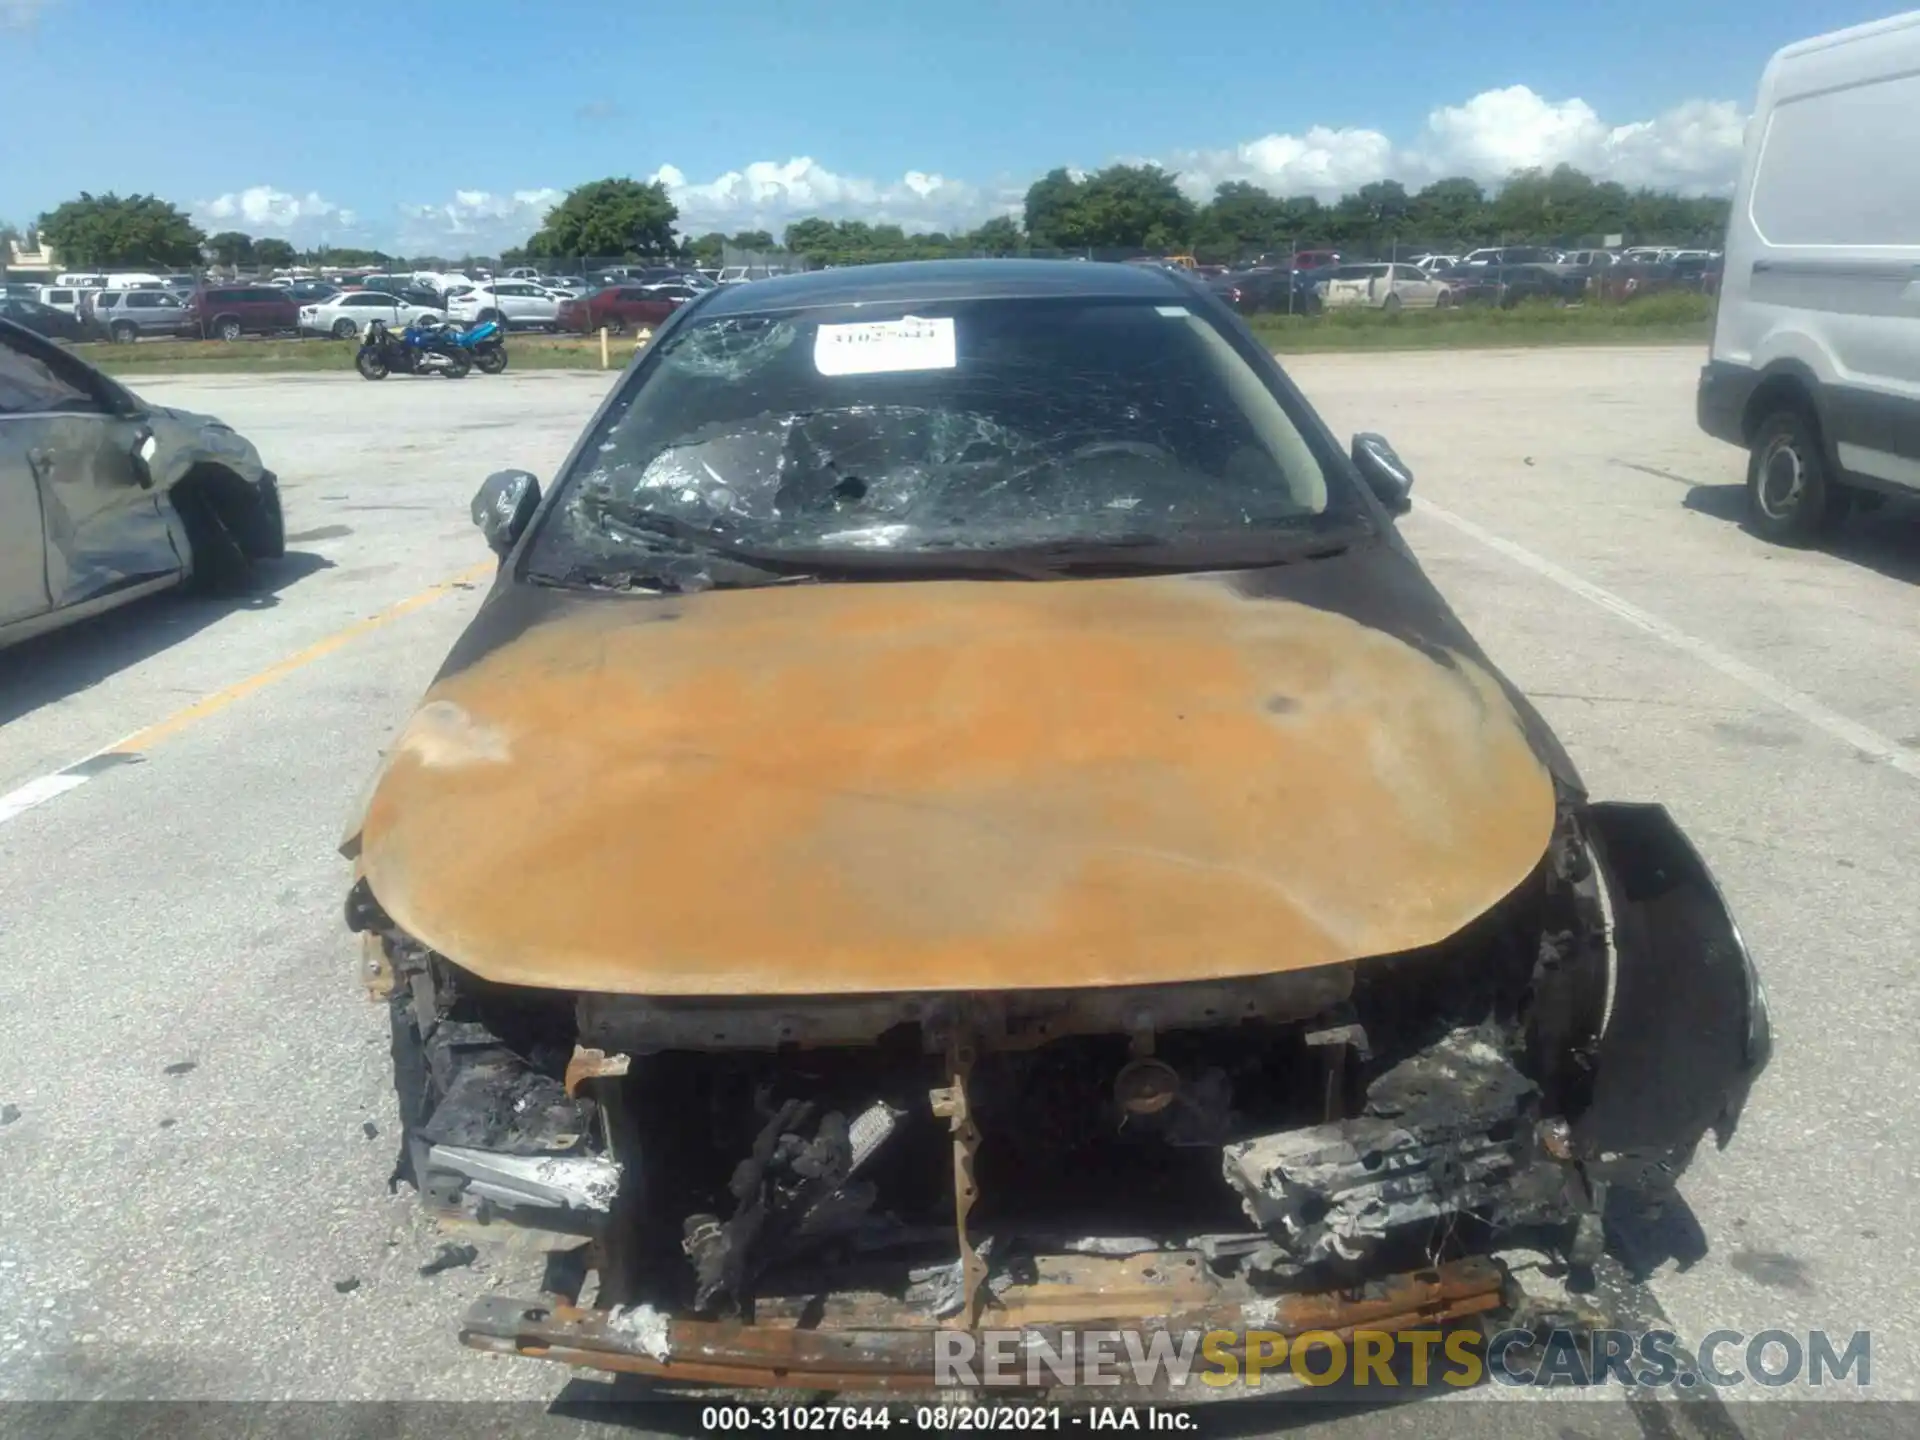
top-left (355, 568), bottom-right (1558, 995)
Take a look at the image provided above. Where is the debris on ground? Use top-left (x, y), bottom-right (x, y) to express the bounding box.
top-left (163, 1061), bottom-right (197, 1078)
top-left (158, 1118), bottom-right (176, 1129)
top-left (0, 1104), bottom-right (19, 1126)
top-left (362, 1121), bottom-right (379, 1140)
top-left (333, 1276), bottom-right (362, 1294)
top-left (418, 1241), bottom-right (479, 1276)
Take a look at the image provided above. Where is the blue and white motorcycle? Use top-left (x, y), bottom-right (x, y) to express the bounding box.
top-left (356, 318), bottom-right (472, 380)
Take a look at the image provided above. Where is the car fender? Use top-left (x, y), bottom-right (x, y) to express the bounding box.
top-left (144, 406), bottom-right (270, 492)
top-left (1572, 802), bottom-right (1772, 1189)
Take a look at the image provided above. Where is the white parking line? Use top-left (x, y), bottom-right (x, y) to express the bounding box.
top-left (0, 773), bottom-right (91, 826)
top-left (0, 561), bottom-right (492, 832)
top-left (1414, 497), bottom-right (1920, 784)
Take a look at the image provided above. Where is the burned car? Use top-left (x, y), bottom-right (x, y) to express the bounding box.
top-left (340, 261), bottom-right (1769, 1394)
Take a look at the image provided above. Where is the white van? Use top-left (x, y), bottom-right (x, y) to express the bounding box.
top-left (37, 285), bottom-right (84, 317)
top-left (1697, 9), bottom-right (1920, 543)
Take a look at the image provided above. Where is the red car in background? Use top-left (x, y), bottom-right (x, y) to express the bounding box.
top-left (1291, 249), bottom-right (1341, 269)
top-left (556, 285), bottom-right (683, 335)
top-left (184, 284), bottom-right (302, 340)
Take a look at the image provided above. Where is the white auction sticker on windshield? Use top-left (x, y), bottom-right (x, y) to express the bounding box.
top-left (813, 315), bottom-right (957, 376)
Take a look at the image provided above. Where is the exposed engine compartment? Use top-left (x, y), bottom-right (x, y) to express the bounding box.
top-left (348, 796), bottom-right (1650, 1334)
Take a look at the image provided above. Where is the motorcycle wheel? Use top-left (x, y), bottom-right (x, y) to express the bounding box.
top-left (477, 346), bottom-right (508, 375)
top-left (441, 350), bottom-right (472, 379)
top-left (356, 348), bottom-right (389, 380)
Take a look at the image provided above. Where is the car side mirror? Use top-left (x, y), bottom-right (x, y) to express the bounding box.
top-left (1352, 433), bottom-right (1413, 516)
top-left (472, 469), bottom-right (540, 556)
top-left (129, 426), bottom-right (158, 489)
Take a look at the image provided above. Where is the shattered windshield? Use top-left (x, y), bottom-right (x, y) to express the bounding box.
top-left (530, 295), bottom-right (1362, 586)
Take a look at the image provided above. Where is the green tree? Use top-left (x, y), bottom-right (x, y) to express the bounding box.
top-left (207, 231), bottom-right (254, 267)
top-left (524, 178), bottom-right (679, 259)
top-left (36, 192), bottom-right (206, 267)
top-left (1406, 178), bottom-right (1486, 244)
top-left (1191, 181), bottom-right (1287, 258)
top-left (1022, 168), bottom-right (1085, 249)
top-left (316, 246), bottom-right (390, 268)
top-left (687, 232), bottom-right (727, 265)
top-left (782, 217), bottom-right (839, 259)
top-left (1061, 165), bottom-right (1195, 251)
top-left (965, 215), bottom-right (1023, 255)
top-left (253, 237), bottom-right (297, 269)
top-left (728, 229), bottom-right (775, 252)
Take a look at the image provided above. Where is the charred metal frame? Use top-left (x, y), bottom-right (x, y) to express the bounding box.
top-left (460, 1256), bottom-right (1507, 1395)
top-left (347, 792), bottom-right (1771, 1395)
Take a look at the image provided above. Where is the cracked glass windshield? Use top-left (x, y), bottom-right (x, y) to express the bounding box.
top-left (530, 296), bottom-right (1364, 585)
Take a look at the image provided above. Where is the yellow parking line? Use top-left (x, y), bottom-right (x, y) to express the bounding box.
top-left (105, 561), bottom-right (495, 756)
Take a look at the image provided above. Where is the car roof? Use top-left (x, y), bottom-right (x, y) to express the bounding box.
top-left (694, 258), bottom-right (1193, 317)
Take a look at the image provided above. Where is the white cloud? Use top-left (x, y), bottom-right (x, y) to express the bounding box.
top-left (649, 158), bottom-right (1021, 237)
top-left (193, 185), bottom-right (357, 240)
top-left (636, 87), bottom-right (1743, 240)
top-left (393, 188), bottom-right (564, 254)
top-left (1162, 125), bottom-right (1399, 202)
top-left (1413, 87), bottom-right (1747, 191)
top-left (1, 0), bottom-right (54, 32)
top-left (257, 84), bottom-right (1746, 253)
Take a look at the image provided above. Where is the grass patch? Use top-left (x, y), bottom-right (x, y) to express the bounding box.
top-left (1247, 292), bottom-right (1713, 351)
top-left (81, 332), bottom-right (630, 377)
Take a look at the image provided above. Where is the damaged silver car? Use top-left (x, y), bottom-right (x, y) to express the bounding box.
top-left (341, 260), bottom-right (1770, 1395)
top-left (0, 317), bottom-right (284, 651)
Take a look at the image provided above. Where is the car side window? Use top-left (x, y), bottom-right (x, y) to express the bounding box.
top-left (0, 333), bottom-right (101, 415)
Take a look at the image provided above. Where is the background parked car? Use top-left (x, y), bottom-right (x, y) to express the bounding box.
top-left (0, 317), bottom-right (285, 650)
top-left (1207, 266), bottom-right (1325, 314)
top-left (186, 285), bottom-right (302, 341)
top-left (1448, 263), bottom-right (1587, 307)
top-left (555, 285), bottom-right (682, 334)
top-left (639, 281), bottom-right (706, 303)
top-left (1291, 248), bottom-right (1340, 268)
top-left (284, 279), bottom-right (341, 305)
top-left (301, 290), bottom-right (447, 339)
top-left (0, 297), bottom-right (87, 341)
top-left (446, 281), bottom-right (562, 331)
top-left (1320, 262), bottom-right (1453, 310)
top-left (79, 290), bottom-right (122, 334)
top-left (1589, 260), bottom-right (1684, 302)
top-left (103, 289), bottom-right (197, 343)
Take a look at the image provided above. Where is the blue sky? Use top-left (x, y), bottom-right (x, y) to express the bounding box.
top-left (1, 0), bottom-right (1902, 253)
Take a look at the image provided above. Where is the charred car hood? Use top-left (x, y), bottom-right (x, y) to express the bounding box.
top-left (355, 541), bottom-right (1573, 996)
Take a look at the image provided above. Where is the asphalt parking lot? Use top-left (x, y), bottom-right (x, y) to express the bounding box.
top-left (1, 350), bottom-right (1917, 1437)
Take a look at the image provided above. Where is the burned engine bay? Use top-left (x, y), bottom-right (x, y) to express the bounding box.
top-left (338, 787), bottom-right (1774, 1385)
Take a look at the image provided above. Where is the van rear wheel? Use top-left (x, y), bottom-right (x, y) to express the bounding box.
top-left (1746, 408), bottom-right (1846, 545)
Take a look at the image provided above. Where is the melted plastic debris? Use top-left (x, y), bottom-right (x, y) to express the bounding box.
top-left (605, 1302), bottom-right (674, 1362)
top-left (907, 1237), bottom-right (1019, 1318)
